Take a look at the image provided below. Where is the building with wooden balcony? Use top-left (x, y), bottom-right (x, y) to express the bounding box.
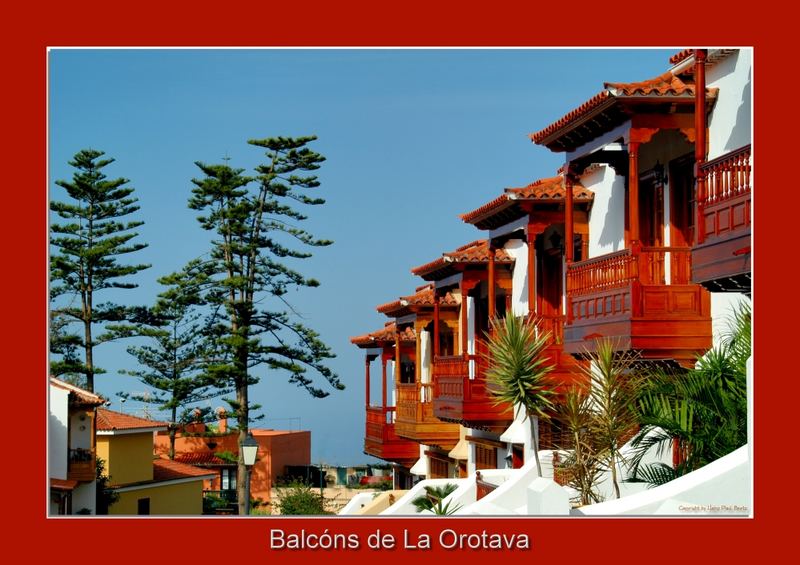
top-left (529, 58), bottom-right (728, 364)
top-left (376, 285), bottom-right (461, 451)
top-left (49, 377), bottom-right (105, 515)
top-left (351, 322), bottom-right (420, 474)
top-left (412, 240), bottom-right (516, 432)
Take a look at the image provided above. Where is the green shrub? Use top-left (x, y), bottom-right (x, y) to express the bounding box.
top-left (274, 480), bottom-right (331, 515)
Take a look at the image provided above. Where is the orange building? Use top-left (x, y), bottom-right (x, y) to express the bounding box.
top-left (153, 414), bottom-right (310, 507)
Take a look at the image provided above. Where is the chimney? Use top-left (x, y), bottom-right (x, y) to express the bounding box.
top-left (216, 407), bottom-right (227, 434)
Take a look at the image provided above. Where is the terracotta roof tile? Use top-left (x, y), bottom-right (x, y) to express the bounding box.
top-left (97, 408), bottom-right (169, 432)
top-left (530, 90), bottom-right (612, 144)
top-left (153, 459), bottom-right (216, 481)
top-left (351, 322), bottom-right (416, 347)
top-left (50, 478), bottom-right (79, 491)
top-left (411, 240), bottom-right (513, 278)
top-left (50, 377), bottom-right (105, 406)
top-left (460, 176), bottom-right (593, 225)
top-left (669, 48), bottom-right (694, 65)
top-left (174, 452), bottom-right (233, 466)
top-left (530, 72), bottom-right (716, 146)
top-left (376, 285), bottom-right (460, 316)
top-left (605, 71), bottom-right (696, 97)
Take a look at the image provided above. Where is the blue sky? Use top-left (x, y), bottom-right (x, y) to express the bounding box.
top-left (49, 48), bottom-right (677, 465)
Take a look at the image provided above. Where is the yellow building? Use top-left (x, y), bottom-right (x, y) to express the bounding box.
top-left (96, 409), bottom-right (215, 515)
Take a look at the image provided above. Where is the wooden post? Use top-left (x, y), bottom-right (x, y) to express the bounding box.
top-left (487, 243), bottom-right (496, 322)
top-left (628, 141), bottom-right (641, 245)
top-left (381, 356), bottom-right (388, 409)
top-left (460, 280), bottom-right (469, 356)
top-left (564, 173), bottom-right (574, 263)
top-left (433, 294), bottom-right (441, 358)
top-left (365, 356), bottom-right (371, 408)
top-left (695, 49), bottom-right (708, 244)
top-left (395, 330), bottom-right (401, 382)
top-left (527, 226), bottom-right (536, 316)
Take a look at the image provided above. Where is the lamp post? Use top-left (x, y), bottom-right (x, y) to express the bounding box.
top-left (241, 433), bottom-right (259, 516)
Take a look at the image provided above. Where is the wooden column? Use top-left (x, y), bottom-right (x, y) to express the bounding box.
top-left (381, 356), bottom-right (388, 409)
top-left (527, 227), bottom-right (536, 316)
top-left (695, 49), bottom-right (708, 244)
top-left (628, 141), bottom-right (641, 246)
top-left (365, 356), bottom-right (371, 408)
top-left (460, 281), bottom-right (469, 356)
top-left (487, 244), bottom-right (496, 322)
top-left (395, 331), bottom-right (401, 382)
top-left (433, 294), bottom-right (441, 358)
top-left (564, 174), bottom-right (574, 263)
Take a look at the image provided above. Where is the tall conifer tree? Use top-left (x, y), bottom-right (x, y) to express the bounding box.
top-left (185, 135), bottom-right (343, 514)
top-left (50, 149), bottom-right (150, 391)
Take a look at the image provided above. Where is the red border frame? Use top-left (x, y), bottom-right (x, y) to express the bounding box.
top-left (9, 3), bottom-right (778, 562)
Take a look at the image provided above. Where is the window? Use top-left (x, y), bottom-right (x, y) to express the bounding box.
top-left (221, 468), bottom-right (237, 491)
top-left (137, 498), bottom-right (150, 515)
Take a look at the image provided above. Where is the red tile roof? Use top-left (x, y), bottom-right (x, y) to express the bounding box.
top-left (174, 452), bottom-right (233, 466)
top-left (97, 408), bottom-right (169, 432)
top-left (411, 240), bottom-right (513, 279)
top-left (669, 48), bottom-right (694, 65)
top-left (153, 459), bottom-right (216, 481)
top-left (530, 71), bottom-right (716, 147)
top-left (606, 71), bottom-right (696, 97)
top-left (351, 322), bottom-right (416, 347)
top-left (50, 377), bottom-right (105, 406)
top-left (50, 478), bottom-right (79, 491)
top-left (376, 285), bottom-right (459, 316)
top-left (460, 176), bottom-right (593, 225)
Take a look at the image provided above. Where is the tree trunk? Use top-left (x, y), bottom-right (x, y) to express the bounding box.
top-left (530, 413), bottom-right (542, 477)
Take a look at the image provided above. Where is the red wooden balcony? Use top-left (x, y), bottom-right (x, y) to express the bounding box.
top-left (565, 246), bottom-right (711, 364)
top-left (395, 382), bottom-right (460, 450)
top-left (364, 406), bottom-right (419, 465)
top-left (432, 351), bottom-right (513, 431)
top-left (67, 448), bottom-right (96, 482)
top-left (693, 145), bottom-right (751, 292)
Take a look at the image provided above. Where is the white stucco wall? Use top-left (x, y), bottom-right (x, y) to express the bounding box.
top-left (706, 49), bottom-right (752, 159)
top-left (467, 296), bottom-right (475, 378)
top-left (379, 478), bottom-right (469, 515)
top-left (49, 385), bottom-right (69, 480)
top-left (582, 165), bottom-right (626, 258)
top-left (710, 293), bottom-right (751, 347)
top-left (420, 330), bottom-right (431, 400)
top-left (504, 238), bottom-right (529, 316)
top-left (72, 481), bottom-right (97, 515)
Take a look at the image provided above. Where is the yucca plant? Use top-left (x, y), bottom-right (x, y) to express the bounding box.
top-left (485, 315), bottom-right (555, 477)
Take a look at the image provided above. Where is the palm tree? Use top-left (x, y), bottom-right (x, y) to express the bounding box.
top-left (485, 315), bottom-right (555, 477)
top-left (629, 302), bottom-right (751, 486)
top-left (411, 483), bottom-right (459, 514)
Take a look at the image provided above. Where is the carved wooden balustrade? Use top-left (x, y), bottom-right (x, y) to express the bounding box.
top-left (364, 405), bottom-right (418, 463)
top-left (693, 145), bottom-right (751, 290)
top-left (565, 245), bottom-right (710, 362)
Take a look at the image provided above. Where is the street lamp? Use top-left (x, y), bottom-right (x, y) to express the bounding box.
top-left (241, 433), bottom-right (259, 516)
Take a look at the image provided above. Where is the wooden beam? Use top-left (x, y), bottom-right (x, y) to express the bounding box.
top-left (695, 49), bottom-right (708, 245)
top-left (365, 356), bottom-right (371, 408)
top-left (465, 435), bottom-right (505, 449)
top-left (488, 244), bottom-right (496, 321)
top-left (564, 173), bottom-right (574, 263)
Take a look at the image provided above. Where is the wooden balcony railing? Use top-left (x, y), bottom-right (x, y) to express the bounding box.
top-left (365, 406), bottom-right (395, 443)
top-left (567, 246), bottom-right (693, 322)
top-left (68, 448), bottom-right (96, 482)
top-left (700, 144), bottom-right (751, 206)
top-left (697, 145), bottom-right (752, 246)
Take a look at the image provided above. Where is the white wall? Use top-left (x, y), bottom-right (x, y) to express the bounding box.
top-left (72, 481), bottom-right (97, 515)
top-left (710, 293), bottom-right (751, 347)
top-left (504, 238), bottom-right (529, 316)
top-left (707, 49), bottom-right (752, 159)
top-left (420, 330), bottom-right (431, 400)
top-left (467, 296), bottom-right (475, 378)
top-left (49, 385), bottom-right (69, 480)
top-left (582, 165), bottom-right (626, 258)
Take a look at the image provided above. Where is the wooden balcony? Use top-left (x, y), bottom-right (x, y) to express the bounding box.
top-left (67, 448), bottom-right (96, 482)
top-left (395, 382), bottom-right (460, 450)
top-left (693, 145), bottom-right (751, 293)
top-left (364, 406), bottom-right (419, 465)
top-left (565, 246), bottom-right (711, 364)
top-left (432, 353), bottom-right (513, 431)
